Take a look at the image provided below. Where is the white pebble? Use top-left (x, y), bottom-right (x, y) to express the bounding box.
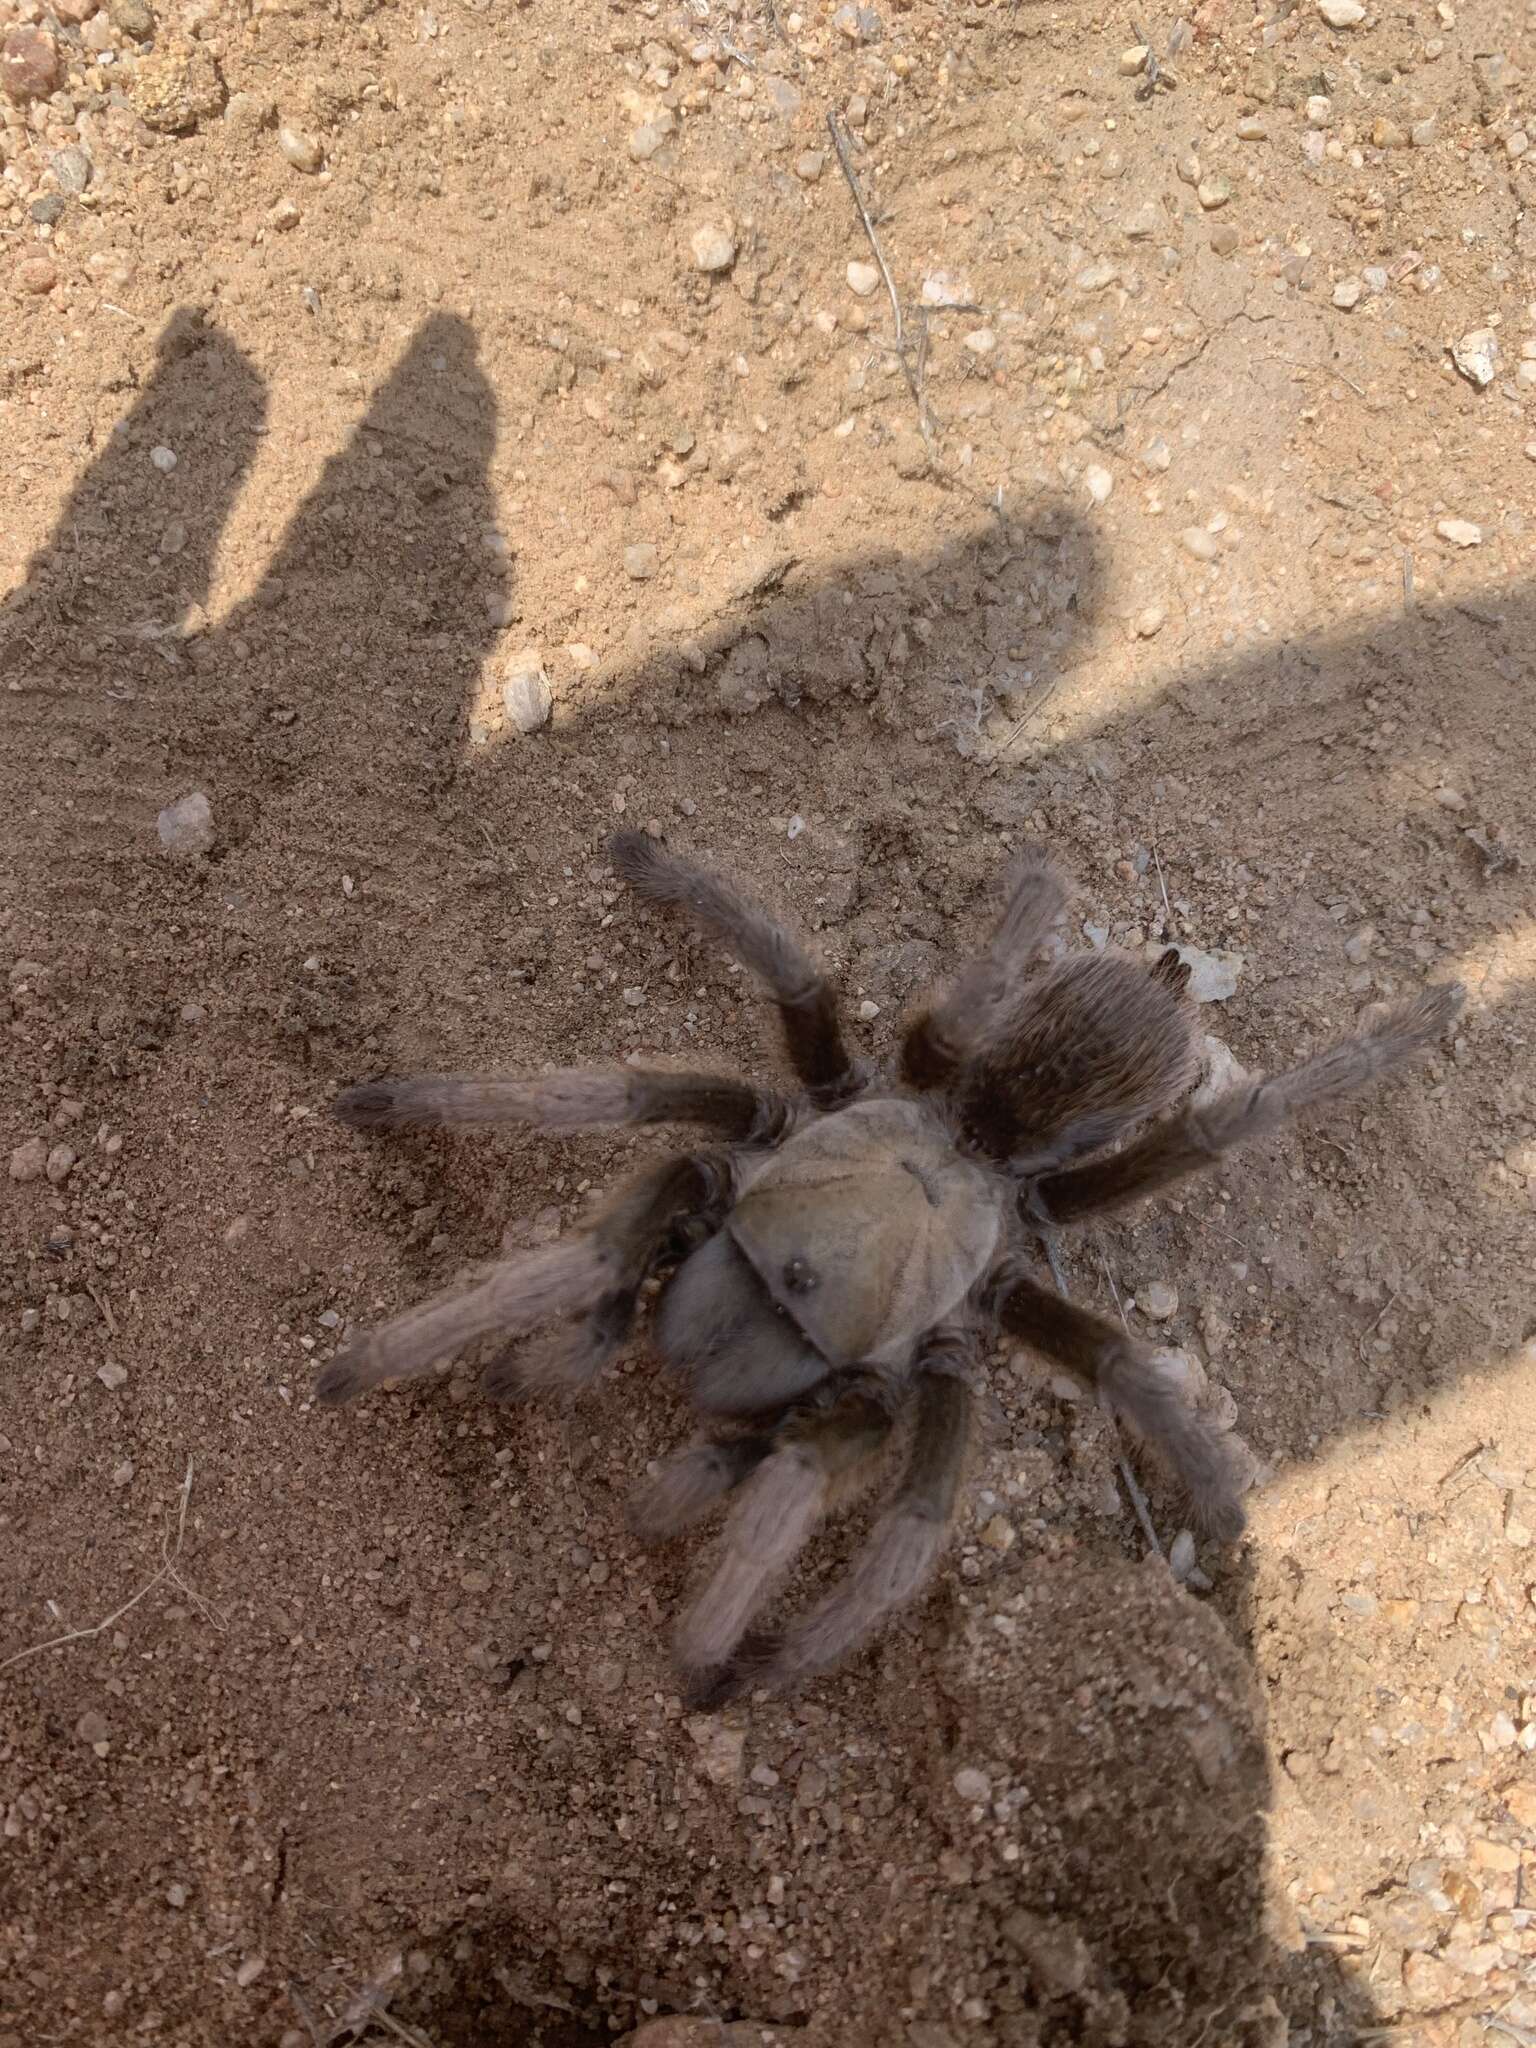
top-left (1332, 277), bottom-right (1362, 310)
top-left (1168, 1530), bottom-right (1198, 1581)
top-left (1119, 44), bottom-right (1149, 73)
top-left (846, 260), bottom-right (880, 297)
top-left (1180, 526), bottom-right (1220, 562)
top-left (953, 1766), bottom-right (991, 1803)
top-left (963, 327), bottom-right (996, 355)
top-left (1138, 1280), bottom-right (1179, 1322)
top-left (98, 1360), bottom-right (128, 1390)
top-left (920, 269), bottom-right (972, 307)
top-left (1083, 463), bottom-right (1114, 505)
top-left (277, 124), bottom-right (322, 173)
top-left (157, 791), bottom-right (214, 857)
top-left (857, 998), bottom-right (880, 1021)
top-left (150, 445), bottom-right (177, 472)
top-left (1451, 327), bottom-right (1499, 388)
top-left (1436, 518), bottom-right (1482, 548)
top-left (1170, 943), bottom-right (1242, 1002)
top-left (1134, 605), bottom-right (1165, 637)
top-left (690, 223), bottom-right (737, 273)
top-left (500, 650), bottom-right (552, 734)
top-left (1317, 0), bottom-right (1365, 24)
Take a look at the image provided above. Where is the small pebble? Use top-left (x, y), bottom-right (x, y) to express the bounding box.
top-left (46, 1144), bottom-right (77, 1186)
top-left (1170, 943), bottom-right (1241, 1002)
top-left (1236, 115), bottom-right (1266, 141)
top-left (690, 223), bottom-right (736, 274)
top-left (235, 1955), bottom-right (266, 1989)
top-left (98, 1363), bottom-right (128, 1389)
top-left (108, 0), bottom-right (154, 37)
top-left (277, 124), bottom-right (322, 173)
top-left (794, 149), bottom-right (824, 181)
top-left (857, 998), bottom-right (880, 1021)
top-left (1134, 605), bottom-right (1165, 637)
top-left (9, 1137), bottom-right (49, 1183)
top-left (1083, 463), bottom-right (1113, 505)
top-left (846, 261), bottom-right (880, 297)
top-left (1180, 526), bottom-right (1220, 562)
top-left (501, 651), bottom-right (552, 734)
top-left (628, 117), bottom-right (673, 161)
top-left (150, 445), bottom-right (177, 473)
top-left (1, 25), bottom-right (60, 103)
top-left (953, 1767), bottom-right (991, 1803)
top-left (1333, 277), bottom-right (1363, 310)
top-left (622, 986), bottom-right (646, 1008)
top-left (963, 327), bottom-right (996, 355)
top-left (14, 257), bottom-right (58, 296)
top-left (1209, 223), bottom-right (1239, 256)
top-left (1317, 0), bottom-right (1365, 23)
top-left (111, 1460), bottom-right (135, 1488)
top-left (1451, 328), bottom-right (1498, 388)
top-left (1138, 1280), bottom-right (1179, 1322)
top-left (1168, 1530), bottom-right (1198, 1582)
top-left (1195, 173), bottom-right (1232, 208)
top-left (157, 791), bottom-right (214, 856)
top-left (980, 1514), bottom-right (1016, 1552)
top-left (51, 145), bottom-right (92, 195)
top-left (76, 1709), bottom-right (110, 1745)
top-left (623, 543), bottom-right (659, 580)
top-left (1436, 518), bottom-right (1482, 548)
top-left (920, 269), bottom-right (972, 307)
top-left (1306, 95), bottom-right (1332, 127)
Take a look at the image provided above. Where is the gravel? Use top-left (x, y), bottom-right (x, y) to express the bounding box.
top-left (1451, 328), bottom-right (1499, 388)
top-left (846, 261), bottom-right (880, 297)
top-left (1317, 0), bottom-right (1365, 22)
top-left (1436, 518), bottom-right (1483, 548)
top-left (277, 124), bottom-right (323, 173)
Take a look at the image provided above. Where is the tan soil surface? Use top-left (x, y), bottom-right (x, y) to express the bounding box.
top-left (3, 0), bottom-right (1534, 2043)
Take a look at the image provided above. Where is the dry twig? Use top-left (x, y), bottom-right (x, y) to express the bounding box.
top-left (825, 110), bottom-right (939, 446)
top-left (1, 1457), bottom-right (198, 1672)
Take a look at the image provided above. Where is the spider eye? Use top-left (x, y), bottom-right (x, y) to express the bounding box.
top-left (782, 1256), bottom-right (819, 1294)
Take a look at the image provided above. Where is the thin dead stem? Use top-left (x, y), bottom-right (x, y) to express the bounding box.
top-left (1, 1456), bottom-right (204, 1672)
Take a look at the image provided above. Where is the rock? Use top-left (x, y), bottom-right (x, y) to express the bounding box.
top-left (10, 1138), bottom-right (49, 1183)
top-left (14, 258), bottom-right (58, 297)
top-left (108, 0), bottom-right (155, 36)
top-left (2, 26), bottom-right (60, 103)
top-left (1451, 327), bottom-right (1499, 388)
top-left (1001, 1910), bottom-right (1091, 1997)
top-left (1120, 44), bottom-right (1149, 73)
top-left (1171, 944), bottom-right (1242, 1002)
top-left (1139, 1280), bottom-right (1179, 1322)
top-left (52, 146), bottom-right (93, 196)
top-left (1076, 258), bottom-right (1119, 291)
top-left (794, 149), bottom-right (824, 181)
top-left (1083, 464), bottom-right (1114, 506)
top-left (1317, 0), bottom-right (1365, 22)
top-left (920, 269), bottom-right (972, 307)
top-left (1196, 177), bottom-right (1233, 211)
top-left (1436, 518), bottom-right (1482, 548)
top-left (129, 31), bottom-right (226, 133)
top-left (1333, 277), bottom-right (1363, 310)
top-left (685, 1715), bottom-right (745, 1785)
top-left (1180, 527), bottom-right (1220, 562)
top-left (1134, 605), bottom-right (1166, 637)
top-left (76, 1710), bottom-right (110, 1745)
top-left (1402, 1952), bottom-right (1466, 2009)
top-left (964, 327), bottom-right (996, 355)
top-left (1209, 223), bottom-right (1239, 256)
top-left (980, 1514), bottom-right (1016, 1552)
top-left (234, 1955), bottom-right (266, 1989)
top-left (628, 116), bottom-right (674, 161)
top-left (689, 223), bottom-right (736, 274)
top-left (953, 1766), bottom-right (991, 1803)
top-left (150, 445), bottom-right (177, 473)
top-left (500, 651), bottom-right (552, 734)
top-left (1372, 116), bottom-right (1408, 147)
top-left (1236, 115), bottom-right (1267, 141)
top-left (46, 1144), bottom-right (77, 1186)
top-left (1168, 1530), bottom-right (1198, 1581)
top-left (277, 124), bottom-right (323, 173)
top-left (846, 260), bottom-right (880, 297)
top-left (157, 791), bottom-right (215, 857)
top-left (98, 1363), bottom-right (129, 1390)
top-left (623, 543), bottom-right (658, 580)
top-left (1343, 925), bottom-right (1376, 963)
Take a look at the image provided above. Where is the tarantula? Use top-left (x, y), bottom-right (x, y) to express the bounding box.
top-left (318, 832), bottom-right (1461, 1704)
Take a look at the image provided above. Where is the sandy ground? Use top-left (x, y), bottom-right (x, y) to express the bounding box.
top-left (3, 0), bottom-right (1534, 2042)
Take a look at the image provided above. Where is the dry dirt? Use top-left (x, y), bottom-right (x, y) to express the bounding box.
top-left (3, 0), bottom-right (1535, 2042)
